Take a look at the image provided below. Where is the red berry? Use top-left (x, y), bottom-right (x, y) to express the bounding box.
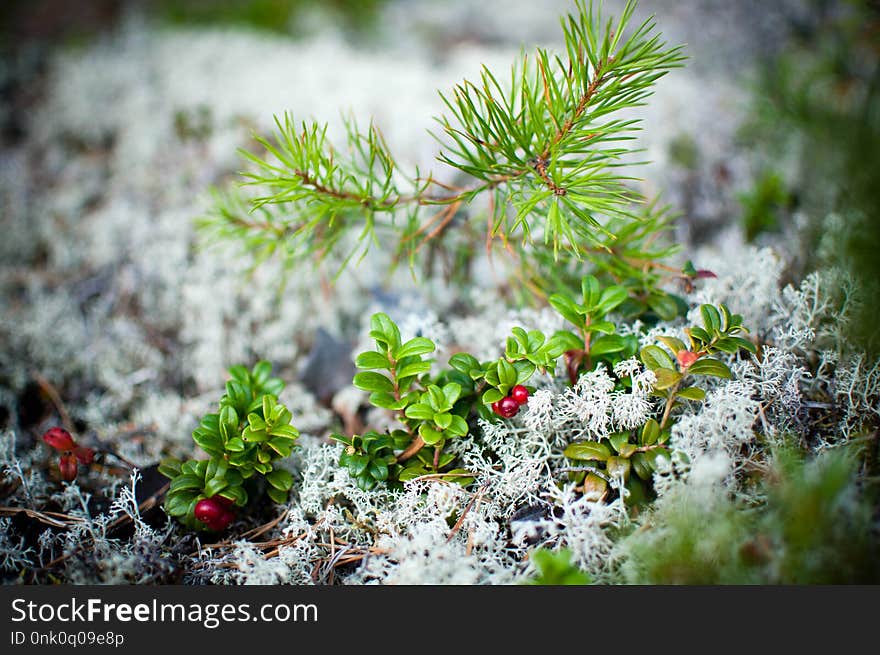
top-left (195, 497), bottom-right (223, 524)
top-left (214, 495), bottom-right (234, 508)
top-left (677, 350), bottom-right (699, 369)
top-left (73, 445), bottom-right (95, 465)
top-left (58, 453), bottom-right (78, 481)
top-left (510, 385), bottom-right (530, 405)
top-left (43, 427), bottom-right (76, 452)
top-left (491, 400), bottom-right (502, 416)
top-left (195, 497), bottom-right (234, 531)
top-left (498, 396), bottom-right (519, 418)
top-left (205, 509), bottom-right (235, 532)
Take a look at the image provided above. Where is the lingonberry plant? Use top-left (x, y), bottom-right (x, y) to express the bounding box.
top-left (160, 361), bottom-right (300, 531)
top-left (194, 0), bottom-right (759, 515)
top-left (41, 427), bottom-right (95, 482)
top-left (561, 296), bottom-right (756, 503)
top-left (332, 312), bottom-right (570, 486)
top-left (331, 268), bottom-right (756, 507)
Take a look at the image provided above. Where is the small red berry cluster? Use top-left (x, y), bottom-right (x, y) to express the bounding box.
top-left (41, 427), bottom-right (95, 481)
top-left (491, 385), bottom-right (530, 418)
top-left (194, 496), bottom-right (235, 531)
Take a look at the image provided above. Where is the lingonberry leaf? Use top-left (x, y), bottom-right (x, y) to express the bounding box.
top-left (397, 360), bottom-right (432, 379)
top-left (266, 469), bottom-right (294, 491)
top-left (640, 419), bottom-right (661, 446)
top-left (448, 353), bottom-right (481, 376)
top-left (686, 358), bottom-right (732, 378)
top-left (589, 334), bottom-right (626, 356)
top-left (549, 293), bottom-right (584, 328)
top-left (564, 441), bottom-right (611, 462)
top-left (606, 456), bottom-right (631, 480)
top-left (353, 371), bottom-right (395, 393)
top-left (656, 335), bottom-right (687, 354)
top-left (647, 293), bottom-right (680, 321)
top-left (394, 336), bottom-right (436, 359)
top-left (700, 304), bottom-right (722, 334)
top-left (581, 275), bottom-right (602, 310)
top-left (596, 286), bottom-right (628, 315)
top-left (653, 368), bottom-right (682, 390)
top-left (356, 351), bottom-right (392, 370)
top-left (266, 486), bottom-right (289, 504)
top-left (675, 386), bottom-right (707, 401)
top-left (640, 345), bottom-right (675, 371)
top-left (404, 403), bottom-right (435, 421)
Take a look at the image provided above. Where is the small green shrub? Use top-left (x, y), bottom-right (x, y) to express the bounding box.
top-left (160, 361), bottom-right (300, 531)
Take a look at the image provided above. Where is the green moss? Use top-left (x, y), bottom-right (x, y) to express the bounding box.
top-left (619, 444), bottom-right (880, 584)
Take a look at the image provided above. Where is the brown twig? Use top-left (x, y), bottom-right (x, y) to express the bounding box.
top-left (446, 483), bottom-right (489, 544)
top-left (395, 436), bottom-right (425, 463)
top-left (31, 371), bottom-right (74, 434)
top-left (0, 507), bottom-right (85, 529)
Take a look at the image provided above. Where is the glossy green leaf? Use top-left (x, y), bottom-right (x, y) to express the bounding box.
top-left (419, 424), bottom-right (444, 445)
top-left (631, 452), bottom-right (653, 480)
top-left (355, 351), bottom-right (391, 370)
top-left (564, 441), bottom-right (611, 461)
top-left (596, 286), bottom-right (628, 315)
top-left (675, 386), bottom-right (707, 401)
top-left (448, 415), bottom-right (469, 437)
top-left (266, 485), bottom-right (289, 504)
top-left (640, 345), bottom-right (675, 371)
top-left (369, 312), bottom-right (401, 349)
top-left (549, 293), bottom-right (584, 327)
top-left (405, 403), bottom-right (435, 421)
top-left (449, 353), bottom-right (481, 375)
top-left (395, 337), bottom-right (436, 359)
top-left (170, 475), bottom-right (204, 493)
top-left (653, 368), bottom-right (682, 390)
top-left (590, 334), bottom-right (626, 356)
top-left (700, 304), bottom-right (721, 333)
top-left (581, 275), bottom-right (601, 310)
top-left (368, 460), bottom-right (389, 481)
top-left (656, 335), bottom-right (686, 354)
top-left (442, 382), bottom-right (462, 404)
top-left (583, 320), bottom-right (616, 335)
top-left (157, 458), bottom-right (182, 480)
top-left (353, 371), bottom-right (395, 393)
top-left (266, 469), bottom-right (294, 490)
top-left (608, 432), bottom-right (629, 454)
top-left (640, 418), bottom-right (660, 446)
top-left (648, 293), bottom-right (680, 321)
top-left (269, 424), bottom-right (299, 440)
top-left (606, 456), bottom-right (631, 480)
top-left (686, 358), bottom-right (732, 378)
top-left (204, 476), bottom-right (228, 497)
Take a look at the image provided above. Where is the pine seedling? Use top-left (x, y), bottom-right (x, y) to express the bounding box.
top-left (200, 0), bottom-right (686, 298)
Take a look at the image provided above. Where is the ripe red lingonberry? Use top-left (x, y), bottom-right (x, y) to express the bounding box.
top-left (58, 453), bottom-right (78, 481)
top-left (194, 497), bottom-right (235, 531)
top-left (497, 396), bottom-right (520, 418)
top-left (491, 400), bottom-right (501, 416)
top-left (510, 385), bottom-right (530, 405)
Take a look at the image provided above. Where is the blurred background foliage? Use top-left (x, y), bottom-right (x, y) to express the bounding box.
top-left (0, 0), bottom-right (387, 51)
top-left (740, 0), bottom-right (880, 355)
top-left (621, 442), bottom-right (880, 584)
